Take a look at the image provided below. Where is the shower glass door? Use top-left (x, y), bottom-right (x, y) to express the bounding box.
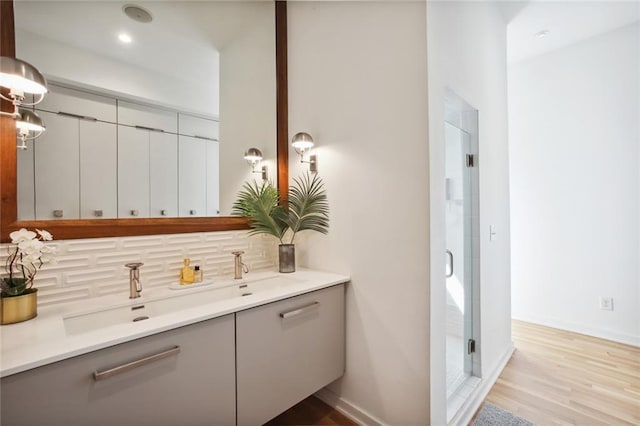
top-left (444, 121), bottom-right (474, 400)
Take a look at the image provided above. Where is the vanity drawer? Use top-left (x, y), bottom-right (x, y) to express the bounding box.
top-left (0, 315), bottom-right (236, 426)
top-left (236, 284), bottom-right (346, 425)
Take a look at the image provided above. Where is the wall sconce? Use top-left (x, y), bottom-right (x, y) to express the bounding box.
top-left (0, 56), bottom-right (48, 149)
top-left (16, 109), bottom-right (46, 150)
top-left (291, 132), bottom-right (317, 172)
top-left (243, 147), bottom-right (268, 181)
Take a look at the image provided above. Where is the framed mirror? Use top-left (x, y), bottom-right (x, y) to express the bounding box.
top-left (0, 1), bottom-right (288, 242)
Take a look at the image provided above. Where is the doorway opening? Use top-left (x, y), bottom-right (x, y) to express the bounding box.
top-left (444, 90), bottom-right (481, 421)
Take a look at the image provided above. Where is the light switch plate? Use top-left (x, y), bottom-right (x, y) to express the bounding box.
top-left (489, 225), bottom-right (497, 241)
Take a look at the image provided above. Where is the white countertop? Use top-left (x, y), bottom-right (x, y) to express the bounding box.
top-left (0, 269), bottom-right (349, 378)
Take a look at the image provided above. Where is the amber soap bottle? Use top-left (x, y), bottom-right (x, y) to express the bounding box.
top-left (180, 258), bottom-right (195, 285)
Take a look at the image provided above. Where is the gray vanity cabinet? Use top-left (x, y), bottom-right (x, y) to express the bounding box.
top-left (0, 315), bottom-right (236, 426)
top-left (236, 284), bottom-right (346, 425)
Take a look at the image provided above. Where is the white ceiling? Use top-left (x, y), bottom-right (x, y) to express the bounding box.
top-left (506, 1), bottom-right (640, 63)
top-left (14, 1), bottom-right (270, 86)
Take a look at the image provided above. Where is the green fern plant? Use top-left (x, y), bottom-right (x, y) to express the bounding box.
top-left (232, 173), bottom-right (329, 244)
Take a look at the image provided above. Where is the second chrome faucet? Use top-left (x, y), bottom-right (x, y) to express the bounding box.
top-left (232, 251), bottom-right (249, 279)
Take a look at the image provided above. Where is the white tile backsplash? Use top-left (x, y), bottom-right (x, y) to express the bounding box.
top-left (1, 231), bottom-right (277, 307)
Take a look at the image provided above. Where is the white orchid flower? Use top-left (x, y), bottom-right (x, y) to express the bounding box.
top-left (4, 228), bottom-right (55, 294)
top-left (10, 228), bottom-right (37, 244)
top-left (18, 239), bottom-right (45, 256)
top-left (36, 229), bottom-right (53, 241)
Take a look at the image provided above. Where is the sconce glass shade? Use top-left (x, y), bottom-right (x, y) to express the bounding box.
top-left (291, 132), bottom-right (314, 154)
top-left (244, 147), bottom-right (263, 166)
top-left (17, 109), bottom-right (46, 135)
top-left (0, 57), bottom-right (48, 95)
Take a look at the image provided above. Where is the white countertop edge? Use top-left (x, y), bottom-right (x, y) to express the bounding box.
top-left (0, 269), bottom-right (349, 378)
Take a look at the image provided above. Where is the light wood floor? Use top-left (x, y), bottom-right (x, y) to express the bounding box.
top-left (264, 396), bottom-right (358, 426)
top-left (484, 320), bottom-right (640, 425)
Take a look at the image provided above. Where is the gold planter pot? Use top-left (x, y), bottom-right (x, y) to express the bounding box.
top-left (1, 288), bottom-right (38, 325)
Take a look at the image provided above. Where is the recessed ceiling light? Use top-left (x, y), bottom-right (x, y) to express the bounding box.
top-left (118, 33), bottom-right (132, 44)
top-left (535, 30), bottom-right (550, 39)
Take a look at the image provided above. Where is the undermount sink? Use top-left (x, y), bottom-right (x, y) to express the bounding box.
top-left (63, 275), bottom-right (302, 336)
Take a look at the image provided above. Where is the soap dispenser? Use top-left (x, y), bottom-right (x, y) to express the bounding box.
top-left (180, 258), bottom-right (195, 285)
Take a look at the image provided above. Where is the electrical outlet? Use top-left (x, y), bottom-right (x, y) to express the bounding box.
top-left (599, 297), bottom-right (614, 311)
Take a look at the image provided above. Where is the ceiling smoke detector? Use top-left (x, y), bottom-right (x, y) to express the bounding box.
top-left (123, 5), bottom-right (153, 23)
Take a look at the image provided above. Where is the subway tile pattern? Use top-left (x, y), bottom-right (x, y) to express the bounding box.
top-left (0, 231), bottom-right (277, 307)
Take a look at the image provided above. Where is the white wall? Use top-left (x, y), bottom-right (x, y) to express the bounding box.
top-left (219, 4), bottom-right (277, 215)
top-left (288, 2), bottom-right (430, 424)
top-left (509, 23), bottom-right (640, 346)
top-left (427, 2), bottom-right (512, 424)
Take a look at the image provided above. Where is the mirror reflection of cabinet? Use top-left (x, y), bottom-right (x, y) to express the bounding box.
top-left (150, 133), bottom-right (179, 218)
top-left (117, 125), bottom-right (151, 218)
top-left (117, 102), bottom-right (180, 219)
top-left (79, 120), bottom-right (117, 219)
top-left (178, 114), bottom-right (220, 217)
top-left (18, 84), bottom-right (221, 220)
top-left (20, 87), bottom-right (119, 220)
top-left (35, 111), bottom-right (81, 220)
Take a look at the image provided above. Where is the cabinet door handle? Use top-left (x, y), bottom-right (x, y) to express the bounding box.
top-left (135, 125), bottom-right (165, 133)
top-left (93, 345), bottom-right (180, 382)
top-left (279, 302), bottom-right (320, 319)
top-left (445, 249), bottom-right (454, 278)
top-left (57, 111), bottom-right (97, 122)
top-left (193, 134), bottom-right (218, 142)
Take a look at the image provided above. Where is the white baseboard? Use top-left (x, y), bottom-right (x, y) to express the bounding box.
top-left (314, 387), bottom-right (386, 426)
top-left (449, 343), bottom-right (515, 426)
top-left (513, 314), bottom-right (640, 347)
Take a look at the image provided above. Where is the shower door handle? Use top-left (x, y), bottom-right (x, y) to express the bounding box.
top-left (445, 249), bottom-right (454, 278)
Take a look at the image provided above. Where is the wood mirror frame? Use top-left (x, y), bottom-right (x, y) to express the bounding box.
top-left (0, 1), bottom-right (288, 243)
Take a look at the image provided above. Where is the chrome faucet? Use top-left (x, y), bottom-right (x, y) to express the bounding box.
top-left (125, 262), bottom-right (144, 299)
top-left (232, 251), bottom-right (249, 280)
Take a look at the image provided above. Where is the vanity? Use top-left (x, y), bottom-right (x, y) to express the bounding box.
top-left (0, 2), bottom-right (343, 423)
top-left (0, 270), bottom-right (348, 425)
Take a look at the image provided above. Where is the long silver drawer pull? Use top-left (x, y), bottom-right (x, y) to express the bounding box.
top-left (93, 345), bottom-right (180, 381)
top-left (279, 302), bottom-right (320, 319)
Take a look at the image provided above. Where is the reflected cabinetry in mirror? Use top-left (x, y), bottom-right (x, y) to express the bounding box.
top-left (18, 83), bottom-right (221, 220)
